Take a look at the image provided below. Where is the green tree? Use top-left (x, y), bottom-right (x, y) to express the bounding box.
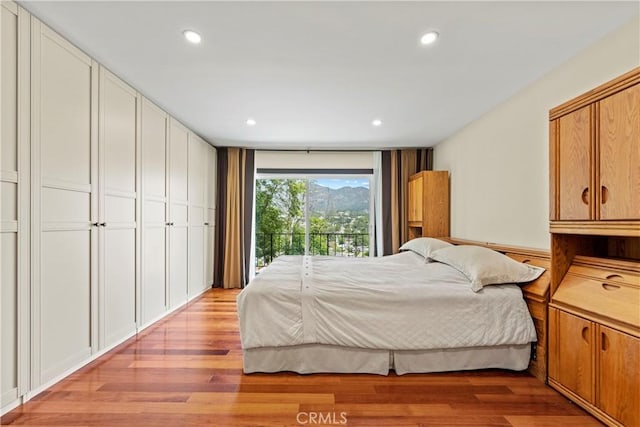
top-left (255, 179), bottom-right (305, 264)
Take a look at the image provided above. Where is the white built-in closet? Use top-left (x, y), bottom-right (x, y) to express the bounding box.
top-left (1, 3), bottom-right (217, 412)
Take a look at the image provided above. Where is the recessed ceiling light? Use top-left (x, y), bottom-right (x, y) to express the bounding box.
top-left (246, 118), bottom-right (257, 126)
top-left (420, 31), bottom-right (439, 45)
top-left (372, 119), bottom-right (383, 127)
top-left (183, 30), bottom-right (202, 44)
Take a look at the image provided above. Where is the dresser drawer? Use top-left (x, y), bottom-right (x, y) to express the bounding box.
top-left (568, 264), bottom-right (640, 287)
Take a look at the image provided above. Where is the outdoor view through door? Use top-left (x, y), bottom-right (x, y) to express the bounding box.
top-left (255, 177), bottom-right (372, 271)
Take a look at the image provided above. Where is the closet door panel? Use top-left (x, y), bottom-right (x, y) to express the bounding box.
top-left (189, 225), bottom-right (205, 297)
top-left (144, 200), bottom-right (166, 224)
top-left (40, 231), bottom-right (91, 381)
top-left (39, 35), bottom-right (91, 186)
top-left (142, 226), bottom-right (166, 321)
top-left (104, 229), bottom-right (136, 344)
top-left (1, 234), bottom-right (18, 404)
top-left (169, 122), bottom-right (188, 203)
top-left (1, 182), bottom-right (17, 222)
top-left (171, 204), bottom-right (188, 224)
top-left (1, 4), bottom-right (17, 174)
top-left (169, 226), bottom-right (188, 308)
top-left (205, 225), bottom-right (215, 286)
top-left (41, 187), bottom-right (90, 223)
top-left (103, 76), bottom-right (136, 194)
top-left (142, 100), bottom-right (167, 199)
top-left (99, 69), bottom-right (137, 348)
top-left (105, 195), bottom-right (135, 223)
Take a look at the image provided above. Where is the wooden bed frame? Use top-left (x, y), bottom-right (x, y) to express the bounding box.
top-left (443, 238), bottom-right (550, 383)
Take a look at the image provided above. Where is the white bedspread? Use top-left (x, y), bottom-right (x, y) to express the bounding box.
top-left (237, 252), bottom-right (537, 351)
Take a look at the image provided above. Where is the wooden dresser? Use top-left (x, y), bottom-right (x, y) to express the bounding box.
top-left (407, 171), bottom-right (449, 239)
top-left (548, 67), bottom-right (640, 427)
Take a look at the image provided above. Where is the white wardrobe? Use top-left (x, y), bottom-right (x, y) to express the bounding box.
top-left (1, 3), bottom-right (217, 412)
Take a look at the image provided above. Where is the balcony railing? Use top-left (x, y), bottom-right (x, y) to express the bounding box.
top-left (255, 232), bottom-right (369, 268)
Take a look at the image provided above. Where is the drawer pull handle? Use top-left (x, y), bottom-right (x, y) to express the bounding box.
top-left (605, 274), bottom-right (623, 280)
top-left (602, 283), bottom-right (620, 291)
top-left (581, 327), bottom-right (589, 342)
top-left (581, 187), bottom-right (589, 205)
top-left (601, 186), bottom-right (609, 204)
top-left (521, 259), bottom-right (531, 264)
top-left (601, 332), bottom-right (608, 351)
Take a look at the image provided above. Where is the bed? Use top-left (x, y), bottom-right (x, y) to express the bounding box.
top-left (237, 239), bottom-right (546, 375)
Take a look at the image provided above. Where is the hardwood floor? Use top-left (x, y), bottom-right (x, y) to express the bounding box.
top-left (2, 289), bottom-right (601, 426)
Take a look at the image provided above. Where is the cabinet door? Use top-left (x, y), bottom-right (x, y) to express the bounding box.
top-left (551, 309), bottom-right (594, 403)
top-left (407, 176), bottom-right (422, 222)
top-left (558, 106), bottom-right (592, 220)
top-left (599, 83), bottom-right (640, 220)
top-left (598, 325), bottom-right (639, 427)
top-left (141, 99), bottom-right (167, 324)
top-left (98, 68), bottom-right (137, 348)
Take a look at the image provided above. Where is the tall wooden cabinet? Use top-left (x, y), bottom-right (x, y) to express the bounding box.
top-left (407, 170), bottom-right (449, 239)
top-left (548, 67), bottom-right (640, 427)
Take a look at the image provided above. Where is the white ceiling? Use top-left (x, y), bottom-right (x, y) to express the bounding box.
top-left (20, 1), bottom-right (639, 149)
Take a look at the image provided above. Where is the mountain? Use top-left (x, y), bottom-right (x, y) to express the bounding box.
top-left (308, 182), bottom-right (369, 215)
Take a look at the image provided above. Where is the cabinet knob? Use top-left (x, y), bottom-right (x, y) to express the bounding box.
top-left (99, 223), bottom-right (106, 227)
top-left (581, 187), bottom-right (589, 205)
top-left (204, 222), bottom-right (210, 226)
top-left (601, 332), bottom-right (608, 351)
top-left (92, 222), bottom-right (99, 227)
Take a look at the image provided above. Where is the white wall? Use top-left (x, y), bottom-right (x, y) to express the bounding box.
top-left (434, 16), bottom-right (640, 250)
top-left (256, 151), bottom-right (374, 170)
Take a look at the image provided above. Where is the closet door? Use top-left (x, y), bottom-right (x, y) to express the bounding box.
top-left (205, 146), bottom-right (217, 286)
top-left (141, 99), bottom-right (168, 325)
top-left (188, 134), bottom-right (205, 298)
top-left (98, 68), bottom-right (138, 347)
top-left (1, 2), bottom-right (27, 405)
top-left (31, 19), bottom-right (98, 384)
top-left (168, 119), bottom-right (189, 309)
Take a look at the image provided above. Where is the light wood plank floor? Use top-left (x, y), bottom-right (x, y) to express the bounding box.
top-left (2, 289), bottom-right (601, 426)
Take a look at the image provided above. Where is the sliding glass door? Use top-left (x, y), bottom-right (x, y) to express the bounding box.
top-left (255, 175), bottom-right (372, 270)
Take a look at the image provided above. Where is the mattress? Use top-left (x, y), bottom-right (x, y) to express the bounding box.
top-left (237, 252), bottom-right (537, 353)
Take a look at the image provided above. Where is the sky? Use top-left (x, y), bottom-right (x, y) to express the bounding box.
top-left (313, 178), bottom-right (369, 189)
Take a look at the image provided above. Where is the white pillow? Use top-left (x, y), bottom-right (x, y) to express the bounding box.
top-left (430, 245), bottom-right (545, 292)
top-left (399, 238), bottom-right (453, 260)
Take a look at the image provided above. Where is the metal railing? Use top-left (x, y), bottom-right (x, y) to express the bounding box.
top-left (255, 232), bottom-right (369, 268)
